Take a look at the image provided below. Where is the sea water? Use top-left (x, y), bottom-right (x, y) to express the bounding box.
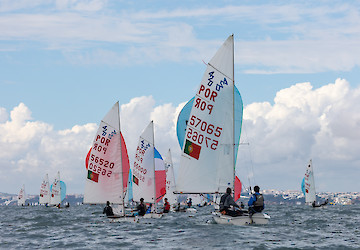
top-left (0, 204), bottom-right (359, 249)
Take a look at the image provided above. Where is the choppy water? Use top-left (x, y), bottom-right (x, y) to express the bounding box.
top-left (0, 204), bottom-right (359, 249)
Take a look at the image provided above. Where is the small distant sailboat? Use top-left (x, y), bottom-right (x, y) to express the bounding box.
top-left (302, 159), bottom-right (316, 205)
top-left (163, 149), bottom-right (178, 209)
top-left (302, 159), bottom-right (328, 207)
top-left (50, 171), bottom-right (66, 206)
top-left (83, 102), bottom-right (136, 222)
top-left (131, 121), bottom-right (165, 218)
top-left (175, 35), bottom-right (269, 225)
top-left (18, 185), bottom-right (26, 206)
top-left (39, 173), bottom-right (51, 205)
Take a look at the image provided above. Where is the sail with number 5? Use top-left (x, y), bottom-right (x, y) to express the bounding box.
top-left (304, 159), bottom-right (316, 204)
top-left (39, 173), bottom-right (51, 205)
top-left (84, 102), bottom-right (130, 215)
top-left (18, 185), bottom-right (26, 206)
top-left (176, 35), bottom-right (237, 194)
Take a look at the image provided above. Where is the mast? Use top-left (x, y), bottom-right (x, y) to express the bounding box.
top-left (117, 101), bottom-right (125, 216)
top-left (152, 121), bottom-right (156, 213)
top-left (232, 34), bottom-right (235, 195)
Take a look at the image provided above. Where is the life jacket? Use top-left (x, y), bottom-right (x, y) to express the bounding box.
top-left (253, 193), bottom-right (264, 207)
top-left (164, 202), bottom-right (170, 211)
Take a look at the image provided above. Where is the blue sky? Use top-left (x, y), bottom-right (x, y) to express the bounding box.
top-left (1, 0), bottom-right (360, 195)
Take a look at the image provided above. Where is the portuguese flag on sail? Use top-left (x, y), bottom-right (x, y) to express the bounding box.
top-left (184, 139), bottom-right (201, 160)
top-left (87, 170), bottom-right (99, 183)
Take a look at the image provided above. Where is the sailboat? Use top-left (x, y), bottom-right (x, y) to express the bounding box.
top-left (39, 173), bottom-right (51, 205)
top-left (131, 121), bottom-right (165, 218)
top-left (50, 171), bottom-right (66, 206)
top-left (175, 35), bottom-right (269, 225)
top-left (302, 159), bottom-right (327, 207)
top-left (17, 185), bottom-right (26, 206)
top-left (163, 149), bottom-right (178, 210)
top-left (83, 102), bottom-right (137, 222)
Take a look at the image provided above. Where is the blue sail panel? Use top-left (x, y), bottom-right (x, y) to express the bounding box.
top-left (176, 86), bottom-right (243, 162)
top-left (301, 177), bottom-right (305, 195)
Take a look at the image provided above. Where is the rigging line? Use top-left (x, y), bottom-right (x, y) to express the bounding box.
top-left (241, 121), bottom-right (256, 188)
top-left (208, 63), bottom-right (234, 82)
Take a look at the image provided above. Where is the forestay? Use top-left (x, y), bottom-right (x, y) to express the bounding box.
top-left (176, 35), bottom-right (236, 194)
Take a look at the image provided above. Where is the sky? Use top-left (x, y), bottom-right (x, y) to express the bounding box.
top-left (1, 0), bottom-right (360, 195)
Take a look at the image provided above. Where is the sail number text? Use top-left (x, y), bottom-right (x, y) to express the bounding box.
top-left (88, 154), bottom-right (114, 177)
top-left (187, 115), bottom-right (222, 150)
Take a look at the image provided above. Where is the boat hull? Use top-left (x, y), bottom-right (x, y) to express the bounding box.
top-left (108, 216), bottom-right (139, 223)
top-left (212, 211), bottom-right (270, 225)
top-left (143, 213), bottom-right (163, 219)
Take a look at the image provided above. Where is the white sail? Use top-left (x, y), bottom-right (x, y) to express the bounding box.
top-left (17, 185), bottom-right (26, 206)
top-left (50, 171), bottom-right (61, 205)
top-left (132, 121), bottom-right (156, 204)
top-left (39, 173), bottom-right (51, 204)
top-left (176, 35), bottom-right (235, 194)
top-left (84, 102), bottom-right (125, 207)
top-left (163, 149), bottom-right (178, 205)
top-left (304, 159), bottom-right (316, 203)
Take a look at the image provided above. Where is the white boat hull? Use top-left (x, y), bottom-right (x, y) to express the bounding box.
top-left (108, 216), bottom-right (139, 223)
top-left (212, 212), bottom-right (270, 225)
top-left (186, 207), bottom-right (197, 213)
top-left (143, 213), bottom-right (163, 219)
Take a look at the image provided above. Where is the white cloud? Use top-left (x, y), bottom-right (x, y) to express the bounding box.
top-left (1, 79), bottom-right (360, 194)
top-left (1, 2), bottom-right (360, 72)
top-left (239, 78), bottom-right (360, 192)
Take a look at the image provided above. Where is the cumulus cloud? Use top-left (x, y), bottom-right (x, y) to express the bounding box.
top-left (1, 80), bottom-right (359, 194)
top-left (239, 78), bottom-right (360, 192)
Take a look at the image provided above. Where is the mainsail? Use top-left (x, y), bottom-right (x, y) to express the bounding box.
top-left (163, 149), bottom-right (178, 205)
top-left (39, 173), bottom-right (51, 204)
top-left (132, 121), bottom-right (156, 204)
top-left (17, 185), bottom-right (26, 206)
top-left (50, 171), bottom-right (61, 205)
top-left (304, 159), bottom-right (316, 203)
top-left (84, 102), bottom-right (130, 209)
top-left (176, 35), bottom-right (240, 194)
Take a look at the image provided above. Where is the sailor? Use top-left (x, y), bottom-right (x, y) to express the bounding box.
top-left (163, 198), bottom-right (170, 213)
top-left (103, 201), bottom-right (114, 216)
top-left (137, 198), bottom-right (147, 216)
top-left (248, 185), bottom-right (264, 215)
top-left (187, 198), bottom-right (192, 208)
top-left (219, 187), bottom-right (240, 217)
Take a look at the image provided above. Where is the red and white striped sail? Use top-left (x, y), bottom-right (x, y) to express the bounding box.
top-left (84, 102), bottom-right (129, 207)
top-left (176, 35), bottom-right (235, 193)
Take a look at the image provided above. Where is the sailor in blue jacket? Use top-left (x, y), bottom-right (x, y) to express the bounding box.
top-left (248, 185), bottom-right (264, 215)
